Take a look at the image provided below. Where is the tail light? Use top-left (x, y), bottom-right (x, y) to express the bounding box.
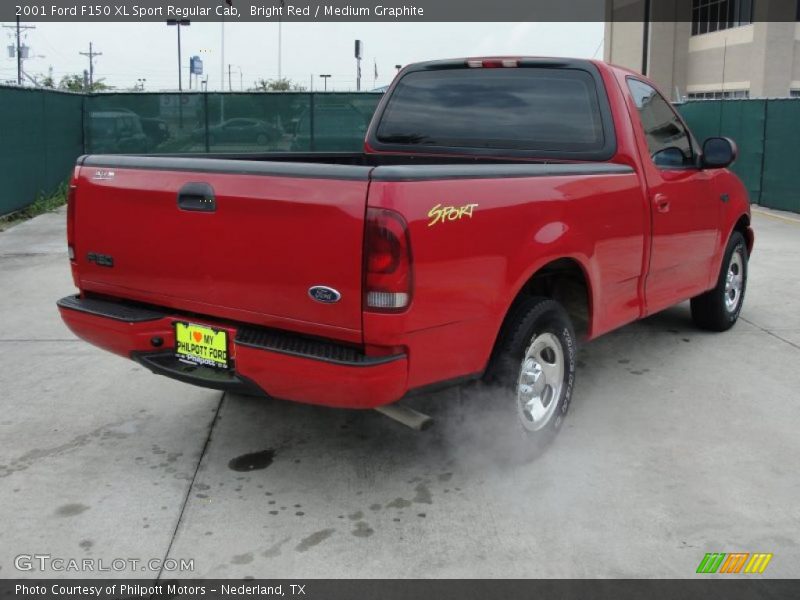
top-left (467, 58), bottom-right (519, 68)
top-left (67, 182), bottom-right (77, 262)
top-left (364, 208), bottom-right (412, 312)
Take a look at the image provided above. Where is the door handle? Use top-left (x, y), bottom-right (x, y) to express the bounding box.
top-left (177, 182), bottom-right (216, 212)
top-left (653, 193), bottom-right (670, 213)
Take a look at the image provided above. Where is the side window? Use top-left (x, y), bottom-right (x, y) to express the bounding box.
top-left (627, 78), bottom-right (694, 168)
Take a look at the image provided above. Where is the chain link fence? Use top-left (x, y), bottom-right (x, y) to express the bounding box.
top-left (677, 99), bottom-right (800, 213)
top-left (2, 86), bottom-right (799, 216)
top-left (1, 87), bottom-right (381, 216)
top-left (83, 92), bottom-right (381, 155)
top-left (0, 86), bottom-right (84, 215)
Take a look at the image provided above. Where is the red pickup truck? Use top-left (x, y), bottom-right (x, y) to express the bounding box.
top-left (58, 57), bottom-right (753, 447)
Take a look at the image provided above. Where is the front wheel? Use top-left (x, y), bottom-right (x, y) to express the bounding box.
top-left (691, 231), bottom-right (748, 331)
top-left (483, 297), bottom-right (577, 456)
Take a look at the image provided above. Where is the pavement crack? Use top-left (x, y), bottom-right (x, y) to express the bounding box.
top-left (740, 317), bottom-right (800, 351)
top-left (155, 391), bottom-right (226, 581)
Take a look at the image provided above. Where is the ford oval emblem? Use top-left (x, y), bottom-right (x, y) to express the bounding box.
top-left (308, 286), bottom-right (341, 304)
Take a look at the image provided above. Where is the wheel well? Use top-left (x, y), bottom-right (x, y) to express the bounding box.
top-left (733, 214), bottom-right (753, 255)
top-left (502, 258), bottom-right (591, 341)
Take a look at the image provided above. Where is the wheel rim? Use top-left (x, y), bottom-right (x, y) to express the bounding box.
top-left (724, 250), bottom-right (744, 313)
top-left (516, 332), bottom-right (564, 432)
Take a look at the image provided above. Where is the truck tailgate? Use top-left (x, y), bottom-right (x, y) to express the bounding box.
top-left (73, 156), bottom-right (371, 340)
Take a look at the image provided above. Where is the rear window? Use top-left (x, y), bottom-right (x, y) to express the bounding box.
top-left (375, 67), bottom-right (606, 154)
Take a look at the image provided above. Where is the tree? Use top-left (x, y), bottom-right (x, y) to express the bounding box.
top-left (251, 77), bottom-right (306, 92)
top-left (38, 74), bottom-right (55, 88)
top-left (58, 74), bottom-right (111, 92)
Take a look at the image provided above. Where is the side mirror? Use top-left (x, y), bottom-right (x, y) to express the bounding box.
top-left (702, 137), bottom-right (737, 169)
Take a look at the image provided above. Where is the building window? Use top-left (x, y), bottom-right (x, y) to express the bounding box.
top-left (790, 90), bottom-right (800, 98)
top-left (691, 0), bottom-right (753, 35)
top-left (687, 90), bottom-right (750, 99)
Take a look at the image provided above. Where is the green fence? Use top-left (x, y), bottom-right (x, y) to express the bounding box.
top-left (0, 88), bottom-right (382, 216)
top-left (3, 89), bottom-right (799, 217)
top-left (677, 99), bottom-right (800, 213)
top-left (0, 86), bottom-right (84, 215)
top-left (83, 92), bottom-right (381, 155)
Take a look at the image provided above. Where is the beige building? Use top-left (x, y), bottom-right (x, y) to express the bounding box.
top-left (604, 0), bottom-right (800, 100)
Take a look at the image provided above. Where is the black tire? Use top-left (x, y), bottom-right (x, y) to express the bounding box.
top-left (691, 231), bottom-right (748, 331)
top-left (479, 296), bottom-right (577, 457)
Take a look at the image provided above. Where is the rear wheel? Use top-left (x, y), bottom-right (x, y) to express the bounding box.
top-left (691, 231), bottom-right (748, 331)
top-left (482, 297), bottom-right (577, 456)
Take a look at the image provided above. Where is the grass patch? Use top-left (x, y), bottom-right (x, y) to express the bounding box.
top-left (0, 183), bottom-right (69, 232)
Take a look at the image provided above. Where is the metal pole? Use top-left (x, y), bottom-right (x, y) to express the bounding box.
top-left (278, 0), bottom-right (285, 79)
top-left (177, 27), bottom-right (182, 92)
top-left (16, 17), bottom-right (22, 85)
top-left (309, 91), bottom-right (315, 151)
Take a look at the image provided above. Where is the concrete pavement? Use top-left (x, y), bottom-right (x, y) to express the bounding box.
top-left (1, 206), bottom-right (798, 578)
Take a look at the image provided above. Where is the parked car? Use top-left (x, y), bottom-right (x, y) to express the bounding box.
top-left (87, 111), bottom-right (149, 154)
top-left (59, 57), bottom-right (753, 452)
top-left (193, 118), bottom-right (281, 146)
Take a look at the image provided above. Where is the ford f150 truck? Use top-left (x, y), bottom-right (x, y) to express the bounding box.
top-left (58, 57), bottom-right (753, 447)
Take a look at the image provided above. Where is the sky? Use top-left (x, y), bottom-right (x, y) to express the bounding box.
top-left (0, 22), bottom-right (604, 91)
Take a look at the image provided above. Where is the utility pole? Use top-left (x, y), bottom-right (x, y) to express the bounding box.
top-left (3, 18), bottom-right (35, 85)
top-left (79, 42), bottom-right (102, 88)
top-left (16, 18), bottom-right (21, 85)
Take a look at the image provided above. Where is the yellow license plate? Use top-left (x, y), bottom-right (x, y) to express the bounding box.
top-left (175, 322), bottom-right (229, 369)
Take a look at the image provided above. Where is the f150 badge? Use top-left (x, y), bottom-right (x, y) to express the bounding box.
top-left (427, 203), bottom-right (479, 227)
top-left (308, 286), bottom-right (341, 304)
top-left (92, 169), bottom-right (115, 180)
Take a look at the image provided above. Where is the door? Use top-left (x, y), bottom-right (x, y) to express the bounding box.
top-left (625, 78), bottom-right (721, 314)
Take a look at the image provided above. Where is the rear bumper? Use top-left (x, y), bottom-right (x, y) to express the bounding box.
top-left (57, 295), bottom-right (408, 409)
